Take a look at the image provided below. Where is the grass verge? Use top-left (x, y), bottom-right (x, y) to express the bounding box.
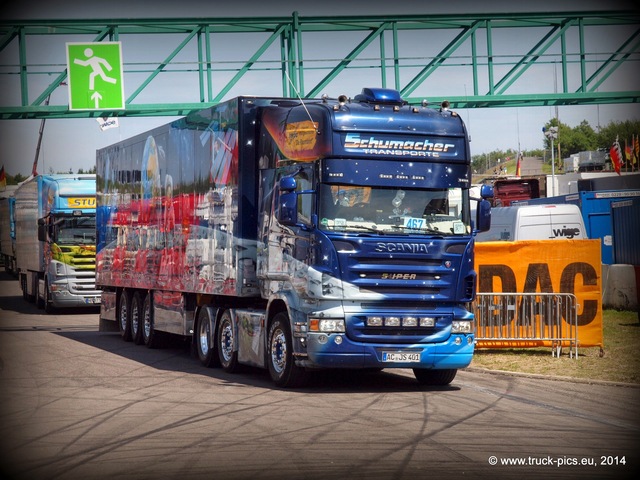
top-left (469, 309), bottom-right (640, 384)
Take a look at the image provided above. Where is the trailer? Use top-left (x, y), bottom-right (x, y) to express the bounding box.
top-left (96, 88), bottom-right (492, 387)
top-left (0, 186), bottom-right (18, 274)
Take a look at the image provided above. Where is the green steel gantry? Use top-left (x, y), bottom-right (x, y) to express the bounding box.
top-left (1, 10), bottom-right (639, 119)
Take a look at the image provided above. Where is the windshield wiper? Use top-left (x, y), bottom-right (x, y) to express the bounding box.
top-left (327, 224), bottom-right (384, 234)
top-left (389, 225), bottom-right (445, 235)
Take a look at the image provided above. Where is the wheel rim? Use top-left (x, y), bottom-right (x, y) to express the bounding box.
top-left (270, 328), bottom-right (286, 374)
top-left (120, 301), bottom-right (128, 331)
top-left (143, 305), bottom-right (151, 339)
top-left (199, 320), bottom-right (209, 356)
top-left (220, 320), bottom-right (233, 362)
top-left (131, 301), bottom-right (139, 336)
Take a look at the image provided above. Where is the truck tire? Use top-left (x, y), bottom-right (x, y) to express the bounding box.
top-left (44, 279), bottom-right (56, 314)
top-left (20, 274), bottom-right (29, 301)
top-left (118, 290), bottom-right (132, 341)
top-left (131, 291), bottom-right (145, 345)
top-left (217, 310), bottom-right (240, 373)
top-left (142, 293), bottom-right (161, 349)
top-left (36, 280), bottom-right (44, 309)
top-left (267, 312), bottom-right (309, 388)
top-left (413, 368), bottom-right (457, 386)
top-left (196, 307), bottom-right (220, 368)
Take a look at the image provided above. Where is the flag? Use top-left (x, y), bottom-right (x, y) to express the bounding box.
top-left (634, 134), bottom-right (639, 165)
top-left (609, 136), bottom-right (622, 175)
top-left (625, 138), bottom-right (632, 163)
top-left (96, 116), bottom-right (119, 131)
top-left (0, 165), bottom-right (6, 191)
top-left (515, 153), bottom-right (522, 176)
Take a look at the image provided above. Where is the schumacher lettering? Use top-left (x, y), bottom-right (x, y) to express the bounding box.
top-left (344, 133), bottom-right (456, 158)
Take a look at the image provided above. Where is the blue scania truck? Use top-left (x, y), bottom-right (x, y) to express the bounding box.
top-left (96, 88), bottom-right (492, 387)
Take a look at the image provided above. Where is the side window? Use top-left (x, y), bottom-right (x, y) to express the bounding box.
top-left (296, 166), bottom-right (314, 226)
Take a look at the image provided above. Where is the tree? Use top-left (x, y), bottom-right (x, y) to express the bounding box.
top-left (560, 120), bottom-right (598, 158)
top-left (597, 120), bottom-right (640, 150)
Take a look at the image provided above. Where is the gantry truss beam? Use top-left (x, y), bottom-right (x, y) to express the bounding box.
top-left (1, 10), bottom-right (638, 119)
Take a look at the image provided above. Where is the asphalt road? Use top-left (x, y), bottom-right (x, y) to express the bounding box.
top-left (1, 271), bottom-right (638, 480)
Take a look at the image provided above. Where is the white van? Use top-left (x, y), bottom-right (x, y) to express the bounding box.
top-left (476, 204), bottom-right (586, 242)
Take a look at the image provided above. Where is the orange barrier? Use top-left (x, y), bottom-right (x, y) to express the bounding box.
top-left (474, 240), bottom-right (603, 349)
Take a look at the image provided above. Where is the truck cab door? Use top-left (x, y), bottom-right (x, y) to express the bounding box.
top-left (265, 165), bottom-right (315, 286)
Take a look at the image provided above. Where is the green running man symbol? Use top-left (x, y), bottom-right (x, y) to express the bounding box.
top-left (73, 48), bottom-right (117, 90)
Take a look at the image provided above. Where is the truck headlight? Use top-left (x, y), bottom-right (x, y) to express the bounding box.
top-left (310, 318), bottom-right (345, 333)
top-left (452, 320), bottom-right (473, 333)
top-left (55, 262), bottom-right (67, 277)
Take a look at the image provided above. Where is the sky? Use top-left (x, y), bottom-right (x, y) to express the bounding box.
top-left (1, 0), bottom-right (639, 176)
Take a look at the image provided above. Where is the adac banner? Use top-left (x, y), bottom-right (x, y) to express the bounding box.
top-left (474, 239), bottom-right (603, 348)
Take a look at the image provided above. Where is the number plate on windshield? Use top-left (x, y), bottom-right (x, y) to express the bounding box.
top-left (382, 352), bottom-right (421, 363)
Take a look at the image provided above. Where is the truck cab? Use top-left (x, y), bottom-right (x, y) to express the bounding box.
top-left (15, 174), bottom-right (101, 311)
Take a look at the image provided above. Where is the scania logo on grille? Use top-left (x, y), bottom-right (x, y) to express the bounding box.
top-left (375, 242), bottom-right (429, 254)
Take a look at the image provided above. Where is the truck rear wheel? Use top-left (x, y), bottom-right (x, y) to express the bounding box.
top-left (142, 293), bottom-right (160, 349)
top-left (217, 310), bottom-right (240, 373)
top-left (267, 312), bottom-right (309, 388)
top-left (118, 290), bottom-right (132, 341)
top-left (196, 307), bottom-right (220, 368)
top-left (131, 291), bottom-right (145, 345)
top-left (413, 368), bottom-right (457, 386)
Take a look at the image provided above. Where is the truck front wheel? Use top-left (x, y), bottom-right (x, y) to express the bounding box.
top-left (267, 312), bottom-right (309, 388)
top-left (43, 279), bottom-right (56, 314)
top-left (413, 368), bottom-right (457, 386)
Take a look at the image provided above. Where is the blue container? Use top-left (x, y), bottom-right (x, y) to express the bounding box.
top-left (611, 197), bottom-right (640, 265)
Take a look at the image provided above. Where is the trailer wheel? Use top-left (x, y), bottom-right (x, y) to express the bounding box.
top-left (217, 310), bottom-right (240, 373)
top-left (196, 307), bottom-right (220, 368)
top-left (413, 368), bottom-right (457, 386)
top-left (142, 293), bottom-right (160, 349)
top-left (267, 312), bottom-right (309, 388)
top-left (131, 291), bottom-right (145, 345)
top-left (118, 290), bottom-right (132, 341)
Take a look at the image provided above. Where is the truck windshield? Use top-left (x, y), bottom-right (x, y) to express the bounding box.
top-left (318, 185), bottom-right (470, 235)
top-left (54, 216), bottom-right (96, 245)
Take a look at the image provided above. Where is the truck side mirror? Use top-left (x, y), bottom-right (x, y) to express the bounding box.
top-left (278, 176), bottom-right (299, 225)
top-left (480, 184), bottom-right (494, 199)
top-left (278, 191), bottom-right (298, 225)
top-left (279, 176), bottom-right (297, 192)
top-left (476, 199), bottom-right (491, 232)
top-left (37, 218), bottom-right (47, 242)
